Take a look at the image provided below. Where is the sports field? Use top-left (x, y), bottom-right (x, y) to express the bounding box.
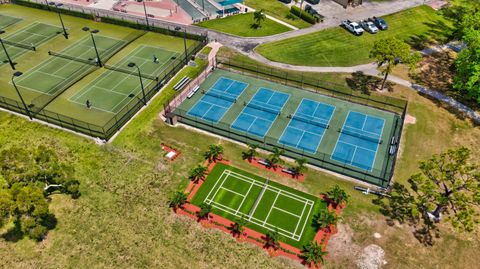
top-left (191, 163), bottom-right (327, 248)
top-left (174, 69), bottom-right (402, 186)
top-left (0, 4), bottom-right (204, 140)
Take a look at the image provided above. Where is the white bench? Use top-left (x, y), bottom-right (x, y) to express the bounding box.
top-left (173, 76), bottom-right (190, 91)
top-left (258, 159), bottom-right (269, 166)
top-left (187, 86), bottom-right (200, 99)
top-left (282, 168), bottom-right (295, 175)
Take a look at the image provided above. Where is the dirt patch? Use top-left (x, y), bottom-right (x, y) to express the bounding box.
top-left (415, 51), bottom-right (456, 93)
top-left (356, 244), bottom-right (386, 269)
top-left (404, 114), bottom-right (416, 125)
top-left (326, 223), bottom-right (361, 266)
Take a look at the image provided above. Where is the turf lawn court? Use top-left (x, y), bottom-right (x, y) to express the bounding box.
top-left (0, 22), bottom-right (62, 66)
top-left (174, 69), bottom-right (401, 185)
top-left (191, 163), bottom-right (327, 248)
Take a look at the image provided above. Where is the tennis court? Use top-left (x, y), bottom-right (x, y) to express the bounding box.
top-left (187, 77), bottom-right (248, 122)
top-left (331, 111), bottom-right (385, 171)
top-left (0, 14), bottom-right (22, 29)
top-left (70, 45), bottom-right (180, 113)
top-left (192, 163), bottom-right (325, 247)
top-left (231, 88), bottom-right (290, 137)
top-left (14, 34), bottom-right (123, 97)
top-left (279, 99), bottom-right (336, 154)
top-left (0, 22), bottom-right (61, 64)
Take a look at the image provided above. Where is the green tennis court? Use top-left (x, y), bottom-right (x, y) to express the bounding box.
top-left (0, 22), bottom-right (62, 65)
top-left (0, 14), bottom-right (22, 29)
top-left (191, 163), bottom-right (326, 248)
top-left (69, 45), bottom-right (180, 113)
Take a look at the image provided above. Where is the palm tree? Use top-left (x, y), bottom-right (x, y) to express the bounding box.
top-left (229, 217), bottom-right (247, 237)
top-left (266, 147), bottom-right (284, 170)
top-left (197, 202), bottom-right (212, 220)
top-left (188, 165), bottom-right (208, 184)
top-left (264, 229), bottom-right (280, 250)
top-left (253, 9), bottom-right (266, 29)
top-left (242, 143), bottom-right (258, 162)
top-left (291, 158), bottom-right (307, 178)
top-left (312, 209), bottom-right (338, 231)
top-left (168, 191), bottom-right (187, 212)
top-left (301, 241), bottom-right (328, 267)
top-left (203, 144), bottom-right (224, 163)
top-left (326, 185), bottom-right (349, 208)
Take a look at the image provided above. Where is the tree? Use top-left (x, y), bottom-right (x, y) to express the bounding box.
top-left (229, 216), bottom-right (247, 237)
top-left (264, 229), bottom-right (280, 249)
top-left (301, 241), bottom-right (328, 267)
top-left (168, 191), bottom-right (187, 211)
top-left (188, 165), bottom-right (208, 184)
top-left (266, 147), bottom-right (284, 169)
top-left (252, 9), bottom-right (266, 29)
top-left (241, 143), bottom-right (258, 162)
top-left (291, 158), bottom-right (307, 178)
top-left (370, 38), bottom-right (421, 91)
top-left (312, 209), bottom-right (338, 230)
top-left (203, 144), bottom-right (224, 163)
top-left (197, 202), bottom-right (212, 220)
top-left (375, 147), bottom-right (480, 245)
top-left (326, 185), bottom-right (349, 208)
top-left (0, 146), bottom-right (79, 241)
top-left (453, 29), bottom-right (480, 104)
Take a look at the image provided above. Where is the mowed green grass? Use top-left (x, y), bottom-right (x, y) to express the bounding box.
top-left (197, 13), bottom-right (291, 37)
top-left (191, 163), bottom-right (326, 249)
top-left (256, 5), bottom-right (453, 66)
top-left (244, 0), bottom-right (311, 29)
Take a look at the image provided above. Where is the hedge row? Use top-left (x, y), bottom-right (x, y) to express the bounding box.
top-left (13, 0), bottom-right (94, 19)
top-left (290, 6), bottom-right (318, 24)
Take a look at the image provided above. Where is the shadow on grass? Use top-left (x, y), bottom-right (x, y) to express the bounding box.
top-left (345, 71), bottom-right (394, 94)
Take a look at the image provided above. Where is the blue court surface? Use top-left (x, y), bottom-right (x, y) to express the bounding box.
top-left (231, 88), bottom-right (290, 137)
top-left (187, 77), bottom-right (248, 123)
top-left (331, 111), bottom-right (385, 171)
top-left (279, 99), bottom-right (336, 153)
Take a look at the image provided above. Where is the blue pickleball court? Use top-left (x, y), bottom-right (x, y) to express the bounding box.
top-left (187, 77), bottom-right (248, 123)
top-left (331, 111), bottom-right (385, 171)
top-left (278, 99), bottom-right (336, 153)
top-left (231, 88), bottom-right (290, 137)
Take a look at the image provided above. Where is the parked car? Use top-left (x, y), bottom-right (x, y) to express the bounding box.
top-left (369, 16), bottom-right (388, 30)
top-left (278, 0), bottom-right (292, 4)
top-left (342, 20), bottom-right (364, 36)
top-left (360, 20), bottom-right (379, 34)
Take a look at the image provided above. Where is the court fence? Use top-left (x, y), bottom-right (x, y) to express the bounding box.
top-left (166, 59), bottom-right (408, 187)
top-left (216, 56), bottom-right (408, 115)
top-left (0, 33), bottom-right (207, 141)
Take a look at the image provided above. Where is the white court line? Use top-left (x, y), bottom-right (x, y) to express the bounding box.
top-left (220, 186), bottom-right (246, 198)
top-left (293, 202), bottom-right (308, 236)
top-left (263, 191), bottom-right (281, 226)
top-left (205, 170), bottom-right (231, 203)
top-left (272, 206), bottom-right (302, 218)
top-left (234, 181), bottom-right (254, 215)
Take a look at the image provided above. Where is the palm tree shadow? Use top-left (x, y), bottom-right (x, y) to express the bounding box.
top-left (345, 71), bottom-right (394, 94)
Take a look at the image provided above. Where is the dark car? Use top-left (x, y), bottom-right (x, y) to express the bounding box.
top-left (370, 16), bottom-right (388, 30)
top-left (278, 0), bottom-right (292, 4)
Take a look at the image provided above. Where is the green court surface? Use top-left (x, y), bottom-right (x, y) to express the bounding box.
top-left (174, 69), bottom-right (402, 187)
top-left (191, 163), bottom-right (326, 248)
top-left (0, 22), bottom-right (62, 65)
top-left (0, 14), bottom-right (22, 29)
top-left (69, 45), bottom-right (180, 113)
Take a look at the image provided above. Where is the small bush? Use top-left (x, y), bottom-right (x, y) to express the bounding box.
top-left (290, 6), bottom-right (318, 24)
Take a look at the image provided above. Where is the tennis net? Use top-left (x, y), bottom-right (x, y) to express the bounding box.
top-left (246, 101), bottom-right (280, 115)
top-left (339, 127), bottom-right (382, 144)
top-left (48, 51), bottom-right (98, 66)
top-left (291, 114), bottom-right (329, 129)
top-left (204, 90), bottom-right (237, 102)
top-left (104, 64), bottom-right (159, 81)
top-left (2, 39), bottom-right (35, 51)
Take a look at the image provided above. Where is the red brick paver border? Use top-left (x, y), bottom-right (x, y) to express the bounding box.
top-left (245, 158), bottom-right (305, 182)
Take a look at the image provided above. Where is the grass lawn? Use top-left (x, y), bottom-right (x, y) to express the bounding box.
top-left (196, 13), bottom-right (291, 37)
top-left (0, 39), bottom-right (479, 269)
top-left (256, 5), bottom-right (454, 67)
top-left (244, 0), bottom-right (312, 29)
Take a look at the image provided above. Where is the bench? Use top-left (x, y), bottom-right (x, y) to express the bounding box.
top-left (282, 168), bottom-right (295, 175)
top-left (187, 86), bottom-right (200, 99)
top-left (258, 159), bottom-right (270, 166)
top-left (389, 145), bottom-right (397, 155)
top-left (173, 76), bottom-right (190, 91)
top-left (390, 136), bottom-right (398, 145)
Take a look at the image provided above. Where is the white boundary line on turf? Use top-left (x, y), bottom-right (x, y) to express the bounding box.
top-left (263, 191), bottom-right (281, 226)
top-left (293, 201), bottom-right (308, 236)
top-left (234, 181), bottom-right (254, 215)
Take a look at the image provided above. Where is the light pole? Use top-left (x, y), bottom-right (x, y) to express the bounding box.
top-left (0, 31), bottom-right (15, 70)
top-left (49, 2), bottom-right (69, 39)
top-left (11, 72), bottom-right (32, 120)
top-left (82, 27), bottom-right (102, 67)
top-left (140, 0), bottom-right (150, 29)
top-left (127, 62), bottom-right (147, 106)
top-left (183, 28), bottom-right (188, 65)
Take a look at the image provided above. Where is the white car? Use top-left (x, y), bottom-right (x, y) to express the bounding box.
top-left (342, 20), bottom-right (364, 36)
top-left (360, 20), bottom-right (379, 34)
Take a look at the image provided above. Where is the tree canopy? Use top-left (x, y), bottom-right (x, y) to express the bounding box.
top-left (0, 145), bottom-right (79, 241)
top-left (376, 147), bottom-right (479, 245)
